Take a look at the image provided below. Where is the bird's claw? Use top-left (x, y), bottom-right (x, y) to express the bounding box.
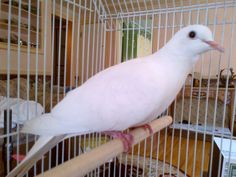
top-left (131, 123), bottom-right (153, 135)
top-left (103, 131), bottom-right (134, 152)
top-left (142, 124), bottom-right (153, 134)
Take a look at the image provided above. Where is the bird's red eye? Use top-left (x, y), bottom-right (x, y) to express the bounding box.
top-left (189, 31), bottom-right (196, 39)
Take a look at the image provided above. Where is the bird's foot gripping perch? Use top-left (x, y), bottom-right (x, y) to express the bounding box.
top-left (131, 124), bottom-right (153, 135)
top-left (103, 131), bottom-right (134, 152)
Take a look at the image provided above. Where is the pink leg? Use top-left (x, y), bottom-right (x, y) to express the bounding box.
top-left (12, 154), bottom-right (25, 162)
top-left (103, 131), bottom-right (134, 152)
top-left (132, 124), bottom-right (153, 135)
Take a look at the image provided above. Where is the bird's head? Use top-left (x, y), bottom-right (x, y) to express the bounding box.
top-left (165, 25), bottom-right (224, 60)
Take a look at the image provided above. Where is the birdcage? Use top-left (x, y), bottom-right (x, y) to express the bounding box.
top-left (0, 0), bottom-right (236, 177)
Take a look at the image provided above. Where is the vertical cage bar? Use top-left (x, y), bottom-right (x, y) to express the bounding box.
top-left (25, 1), bottom-right (32, 176)
top-left (67, 0), bottom-right (76, 162)
top-left (33, 0), bottom-right (41, 174)
top-left (6, 0), bottom-right (12, 174)
top-left (91, 0), bottom-right (97, 77)
top-left (129, 2), bottom-right (136, 176)
top-left (81, 0), bottom-right (87, 84)
top-left (214, 3), bottom-right (227, 177)
top-left (169, 0), bottom-right (176, 175)
top-left (75, 0), bottom-right (82, 87)
top-left (69, 0), bottom-right (76, 90)
top-left (176, 1), bottom-right (185, 175)
top-left (16, 0), bottom-right (22, 168)
top-left (161, 1), bottom-right (169, 175)
top-left (183, 4), bottom-right (197, 177)
top-left (191, 3), bottom-right (202, 176)
top-left (41, 0), bottom-right (49, 173)
top-left (63, 0), bottom-right (69, 96)
top-left (154, 1), bottom-right (161, 176)
top-left (49, 0), bottom-right (56, 170)
top-left (205, 4), bottom-right (219, 177)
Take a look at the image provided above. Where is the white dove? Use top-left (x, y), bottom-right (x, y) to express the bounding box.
top-left (7, 25), bottom-right (223, 177)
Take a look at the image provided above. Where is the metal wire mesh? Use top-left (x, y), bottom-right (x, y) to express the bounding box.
top-left (0, 0), bottom-right (236, 177)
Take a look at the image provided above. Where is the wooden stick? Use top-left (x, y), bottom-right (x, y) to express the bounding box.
top-left (37, 116), bottom-right (172, 177)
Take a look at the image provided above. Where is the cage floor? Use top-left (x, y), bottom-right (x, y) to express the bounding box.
top-left (132, 130), bottom-right (211, 177)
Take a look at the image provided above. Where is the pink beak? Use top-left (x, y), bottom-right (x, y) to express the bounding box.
top-left (203, 40), bottom-right (224, 52)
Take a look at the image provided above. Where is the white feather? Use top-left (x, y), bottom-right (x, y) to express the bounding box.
top-left (22, 54), bottom-right (191, 136)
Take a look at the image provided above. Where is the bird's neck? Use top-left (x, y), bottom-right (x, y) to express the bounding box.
top-left (151, 44), bottom-right (199, 75)
top-left (153, 42), bottom-right (199, 66)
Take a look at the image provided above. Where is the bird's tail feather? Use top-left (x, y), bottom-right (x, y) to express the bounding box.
top-left (21, 113), bottom-right (90, 136)
top-left (6, 135), bottom-right (66, 177)
top-left (21, 113), bottom-right (65, 136)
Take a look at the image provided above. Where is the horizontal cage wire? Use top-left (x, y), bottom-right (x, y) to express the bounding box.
top-left (0, 0), bottom-right (236, 177)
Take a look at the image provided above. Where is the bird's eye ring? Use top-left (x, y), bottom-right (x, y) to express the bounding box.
top-left (188, 31), bottom-right (196, 39)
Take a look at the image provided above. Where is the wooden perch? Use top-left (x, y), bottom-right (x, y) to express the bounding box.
top-left (37, 116), bottom-right (172, 177)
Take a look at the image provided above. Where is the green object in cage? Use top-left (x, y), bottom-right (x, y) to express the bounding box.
top-left (122, 22), bottom-right (138, 61)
